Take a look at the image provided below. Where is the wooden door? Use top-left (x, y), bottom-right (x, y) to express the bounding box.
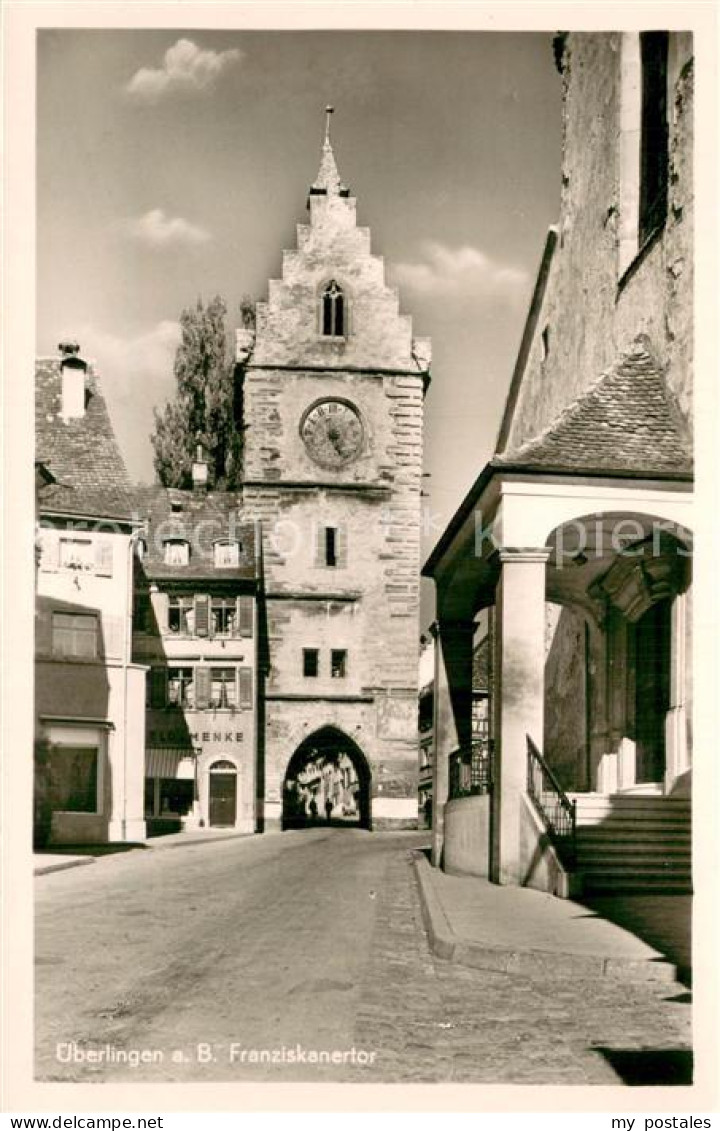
top-left (209, 772), bottom-right (237, 827)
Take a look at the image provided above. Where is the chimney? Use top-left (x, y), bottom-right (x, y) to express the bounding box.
top-left (192, 440), bottom-right (209, 492)
top-left (59, 340), bottom-right (87, 421)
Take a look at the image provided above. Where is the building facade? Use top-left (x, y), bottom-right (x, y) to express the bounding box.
top-left (425, 33), bottom-right (693, 895)
top-left (35, 344), bottom-right (147, 845)
top-left (237, 120), bottom-right (430, 830)
top-left (132, 480), bottom-right (263, 834)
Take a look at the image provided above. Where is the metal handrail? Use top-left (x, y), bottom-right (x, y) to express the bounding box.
top-left (526, 735), bottom-right (576, 867)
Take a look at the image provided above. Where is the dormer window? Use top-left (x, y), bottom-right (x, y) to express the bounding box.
top-left (321, 280), bottom-right (345, 337)
top-left (163, 539), bottom-right (190, 566)
top-left (214, 540), bottom-right (240, 568)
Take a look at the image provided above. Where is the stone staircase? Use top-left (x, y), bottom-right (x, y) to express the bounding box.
top-left (570, 794), bottom-right (692, 894)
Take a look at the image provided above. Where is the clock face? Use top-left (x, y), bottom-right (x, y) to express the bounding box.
top-left (300, 399), bottom-right (364, 468)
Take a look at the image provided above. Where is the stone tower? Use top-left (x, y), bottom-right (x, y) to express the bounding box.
top-left (238, 111), bottom-right (430, 830)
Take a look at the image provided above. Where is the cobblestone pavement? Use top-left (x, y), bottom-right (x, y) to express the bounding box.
top-left (35, 830), bottom-right (691, 1086)
top-left (351, 851), bottom-right (692, 1085)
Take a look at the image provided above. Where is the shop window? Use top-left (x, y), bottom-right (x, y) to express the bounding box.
top-left (163, 539), bottom-right (190, 566)
top-left (159, 778), bottom-right (194, 816)
top-left (52, 612), bottom-right (98, 659)
top-left (303, 649), bottom-right (319, 678)
top-left (210, 667), bottom-right (237, 709)
top-left (49, 746), bottom-right (98, 812)
top-left (331, 649), bottom-right (347, 679)
top-left (214, 541), bottom-right (240, 568)
top-left (167, 667), bottom-right (194, 708)
top-left (321, 280), bottom-right (345, 337)
top-left (212, 597), bottom-right (236, 637)
top-left (168, 595), bottom-right (193, 634)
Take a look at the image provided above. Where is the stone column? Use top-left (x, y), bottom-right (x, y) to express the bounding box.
top-left (491, 548), bottom-right (549, 885)
top-left (430, 618), bottom-right (475, 867)
top-left (665, 591), bottom-right (689, 791)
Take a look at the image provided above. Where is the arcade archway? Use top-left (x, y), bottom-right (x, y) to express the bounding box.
top-left (282, 727), bottom-right (371, 830)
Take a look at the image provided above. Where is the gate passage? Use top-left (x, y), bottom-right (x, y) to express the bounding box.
top-left (282, 727), bottom-right (371, 830)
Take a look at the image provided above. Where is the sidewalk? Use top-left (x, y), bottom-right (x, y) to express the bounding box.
top-left (413, 851), bottom-right (686, 984)
top-left (34, 827), bottom-right (253, 875)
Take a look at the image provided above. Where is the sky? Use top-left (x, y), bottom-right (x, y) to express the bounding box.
top-left (37, 29), bottom-right (562, 626)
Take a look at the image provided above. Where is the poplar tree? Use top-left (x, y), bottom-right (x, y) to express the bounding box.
top-left (151, 295), bottom-right (245, 489)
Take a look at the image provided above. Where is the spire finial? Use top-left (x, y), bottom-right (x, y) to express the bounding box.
top-left (308, 104), bottom-right (348, 204)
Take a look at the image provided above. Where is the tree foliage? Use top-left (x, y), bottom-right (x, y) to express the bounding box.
top-left (151, 295), bottom-right (244, 490)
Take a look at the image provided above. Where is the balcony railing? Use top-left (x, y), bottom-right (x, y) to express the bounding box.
top-left (448, 740), bottom-right (492, 800)
top-left (526, 735), bottom-right (576, 868)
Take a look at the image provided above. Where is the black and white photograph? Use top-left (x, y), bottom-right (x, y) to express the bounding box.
top-left (3, 0), bottom-right (719, 1115)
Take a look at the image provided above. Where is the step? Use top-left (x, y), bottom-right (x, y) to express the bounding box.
top-left (578, 873), bottom-right (691, 891)
top-left (576, 845), bottom-right (687, 859)
top-left (576, 831), bottom-right (691, 845)
top-left (571, 796), bottom-right (690, 812)
top-left (575, 815), bottom-right (692, 829)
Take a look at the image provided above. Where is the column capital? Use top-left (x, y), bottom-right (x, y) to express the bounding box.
top-left (498, 547), bottom-right (551, 565)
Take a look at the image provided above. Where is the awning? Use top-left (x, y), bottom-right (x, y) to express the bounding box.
top-left (146, 747), bottom-right (198, 779)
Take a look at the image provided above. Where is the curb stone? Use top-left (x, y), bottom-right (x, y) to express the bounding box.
top-left (411, 851), bottom-right (679, 984)
top-left (35, 857), bottom-right (96, 876)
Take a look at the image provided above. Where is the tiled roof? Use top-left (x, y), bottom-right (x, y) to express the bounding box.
top-left (35, 357), bottom-right (136, 521)
top-left (495, 340), bottom-right (693, 477)
top-left (133, 485), bottom-right (258, 582)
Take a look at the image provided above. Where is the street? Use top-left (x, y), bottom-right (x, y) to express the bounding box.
top-left (35, 830), bottom-right (692, 1085)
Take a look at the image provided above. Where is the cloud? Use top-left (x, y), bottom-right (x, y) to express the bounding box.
top-left (124, 209), bottom-right (211, 248)
top-left (125, 38), bottom-right (243, 101)
top-left (393, 240), bottom-right (529, 298)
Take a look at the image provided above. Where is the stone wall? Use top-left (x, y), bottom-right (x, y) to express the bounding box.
top-left (240, 152), bottom-right (427, 827)
top-left (543, 602), bottom-right (587, 791)
top-left (507, 32), bottom-right (693, 450)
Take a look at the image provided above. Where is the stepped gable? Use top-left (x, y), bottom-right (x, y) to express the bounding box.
top-left (494, 339), bottom-right (693, 477)
top-left (133, 485), bottom-right (257, 581)
top-left (35, 357), bottom-right (136, 521)
top-left (249, 117), bottom-right (430, 374)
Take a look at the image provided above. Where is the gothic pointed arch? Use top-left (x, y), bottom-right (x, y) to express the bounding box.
top-left (282, 725), bottom-right (371, 830)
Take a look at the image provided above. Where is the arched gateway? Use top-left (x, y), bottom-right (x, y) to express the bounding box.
top-left (282, 727), bottom-right (371, 830)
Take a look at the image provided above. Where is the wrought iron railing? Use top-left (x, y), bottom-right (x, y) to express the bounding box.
top-left (526, 735), bottom-right (576, 867)
top-left (449, 740), bottom-right (492, 800)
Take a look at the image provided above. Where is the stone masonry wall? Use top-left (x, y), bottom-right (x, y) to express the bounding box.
top-left (507, 32), bottom-right (693, 449)
top-left (240, 155), bottom-right (426, 823)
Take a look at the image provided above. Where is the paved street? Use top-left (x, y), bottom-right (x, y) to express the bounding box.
top-left (35, 830), bottom-right (692, 1085)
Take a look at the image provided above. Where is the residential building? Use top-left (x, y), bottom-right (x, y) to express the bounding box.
top-left (34, 343), bottom-right (147, 845)
top-left (132, 477), bottom-right (263, 834)
top-left (236, 114), bottom-right (430, 830)
top-left (424, 33), bottom-right (693, 895)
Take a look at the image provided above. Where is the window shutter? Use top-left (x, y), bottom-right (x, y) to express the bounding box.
top-left (95, 539), bottom-right (114, 576)
top-left (336, 526), bottom-right (348, 569)
top-left (150, 667), bottom-right (167, 709)
top-left (238, 667), bottom-right (253, 709)
top-left (237, 595), bottom-right (254, 638)
top-left (314, 523), bottom-right (324, 568)
top-left (39, 531), bottom-right (58, 572)
top-left (195, 594), bottom-right (210, 637)
top-left (195, 666), bottom-right (211, 709)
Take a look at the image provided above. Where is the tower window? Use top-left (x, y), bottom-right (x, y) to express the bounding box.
top-left (639, 32), bottom-right (669, 245)
top-left (321, 280), bottom-right (345, 337)
top-left (303, 649), bottom-right (319, 678)
top-left (325, 527), bottom-right (338, 567)
top-left (331, 650), bottom-right (347, 679)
